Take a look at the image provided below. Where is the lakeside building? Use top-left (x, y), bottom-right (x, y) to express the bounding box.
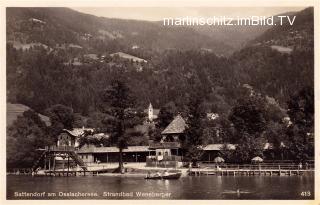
top-left (53, 115), bottom-right (278, 167)
top-left (41, 111), bottom-right (282, 170)
top-left (77, 145), bottom-right (154, 163)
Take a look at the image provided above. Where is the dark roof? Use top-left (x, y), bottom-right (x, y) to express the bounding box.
top-left (63, 128), bottom-right (94, 137)
top-left (161, 115), bottom-right (186, 135)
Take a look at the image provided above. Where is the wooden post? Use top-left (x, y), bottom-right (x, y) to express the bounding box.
top-left (48, 154), bottom-right (51, 171)
top-left (259, 164), bottom-right (261, 175)
top-left (63, 156), bottom-right (65, 172)
top-left (135, 152), bottom-right (138, 163)
top-left (53, 154), bottom-right (56, 171)
top-left (44, 153), bottom-right (47, 170)
top-left (67, 155), bottom-right (70, 177)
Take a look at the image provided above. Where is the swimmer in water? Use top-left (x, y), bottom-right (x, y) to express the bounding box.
top-left (237, 189), bottom-right (240, 197)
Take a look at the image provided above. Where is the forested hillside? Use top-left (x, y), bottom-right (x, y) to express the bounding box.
top-left (6, 7), bottom-right (313, 117)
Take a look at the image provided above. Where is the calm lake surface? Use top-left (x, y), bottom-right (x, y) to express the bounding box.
top-left (7, 175), bottom-right (314, 200)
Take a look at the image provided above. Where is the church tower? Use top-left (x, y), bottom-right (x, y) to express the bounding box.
top-left (148, 103), bottom-right (153, 121)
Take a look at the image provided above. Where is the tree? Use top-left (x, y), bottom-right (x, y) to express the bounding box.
top-left (227, 94), bottom-right (268, 161)
top-left (286, 86), bottom-right (314, 161)
top-left (229, 95), bottom-right (267, 139)
top-left (87, 111), bottom-right (108, 129)
top-left (183, 92), bottom-right (207, 165)
top-left (150, 101), bottom-right (178, 142)
top-left (7, 110), bottom-right (54, 168)
top-left (45, 104), bottom-right (75, 137)
top-left (102, 78), bottom-right (144, 172)
top-left (156, 101), bottom-right (177, 129)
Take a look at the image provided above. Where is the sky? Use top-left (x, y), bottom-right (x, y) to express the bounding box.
top-left (71, 7), bottom-right (306, 21)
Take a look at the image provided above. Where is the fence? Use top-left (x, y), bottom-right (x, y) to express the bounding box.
top-left (199, 163), bottom-right (314, 170)
top-left (45, 145), bottom-right (75, 152)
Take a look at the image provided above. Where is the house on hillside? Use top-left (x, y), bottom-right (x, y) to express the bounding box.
top-left (110, 52), bottom-right (147, 63)
top-left (110, 52), bottom-right (147, 71)
top-left (29, 18), bottom-right (46, 24)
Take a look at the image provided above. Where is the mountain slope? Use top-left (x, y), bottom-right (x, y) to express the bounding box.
top-left (6, 7), bottom-right (235, 56)
top-left (232, 7), bottom-right (314, 106)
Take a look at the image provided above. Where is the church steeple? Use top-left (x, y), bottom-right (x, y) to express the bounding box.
top-left (148, 103), bottom-right (153, 121)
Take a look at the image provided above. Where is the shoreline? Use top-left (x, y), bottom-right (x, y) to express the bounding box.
top-left (7, 168), bottom-right (314, 177)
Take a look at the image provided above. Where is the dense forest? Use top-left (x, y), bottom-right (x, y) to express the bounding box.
top-left (6, 7), bottom-right (314, 167)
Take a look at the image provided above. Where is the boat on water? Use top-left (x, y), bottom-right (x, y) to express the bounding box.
top-left (162, 172), bottom-right (182, 179)
top-left (145, 172), bottom-right (182, 180)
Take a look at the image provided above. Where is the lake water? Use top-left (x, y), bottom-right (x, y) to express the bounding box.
top-left (7, 175), bottom-right (314, 200)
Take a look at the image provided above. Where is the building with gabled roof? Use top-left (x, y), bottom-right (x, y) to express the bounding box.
top-left (161, 114), bottom-right (186, 135)
top-left (147, 115), bottom-right (187, 167)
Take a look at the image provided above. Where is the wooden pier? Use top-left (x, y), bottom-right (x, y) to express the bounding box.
top-left (189, 164), bottom-right (314, 176)
top-left (189, 168), bottom-right (314, 176)
top-left (43, 170), bottom-right (101, 176)
top-left (7, 168), bottom-right (102, 177)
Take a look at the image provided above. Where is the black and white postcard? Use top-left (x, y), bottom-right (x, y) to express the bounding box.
top-left (2, 0), bottom-right (318, 203)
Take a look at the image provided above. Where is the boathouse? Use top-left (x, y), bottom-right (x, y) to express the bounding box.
top-left (76, 144), bottom-right (155, 163)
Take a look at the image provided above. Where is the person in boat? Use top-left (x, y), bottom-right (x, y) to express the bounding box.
top-left (163, 170), bottom-right (169, 177)
top-left (155, 171), bottom-right (161, 177)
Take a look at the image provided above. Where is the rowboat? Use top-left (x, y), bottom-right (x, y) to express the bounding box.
top-left (162, 172), bottom-right (182, 179)
top-left (144, 175), bottom-right (162, 180)
top-left (145, 172), bottom-right (182, 180)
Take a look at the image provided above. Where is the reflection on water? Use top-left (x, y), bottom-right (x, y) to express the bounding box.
top-left (7, 175), bottom-right (314, 200)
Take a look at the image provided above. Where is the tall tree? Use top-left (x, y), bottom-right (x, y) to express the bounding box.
top-left (102, 77), bottom-right (143, 172)
top-left (183, 91), bottom-right (207, 165)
